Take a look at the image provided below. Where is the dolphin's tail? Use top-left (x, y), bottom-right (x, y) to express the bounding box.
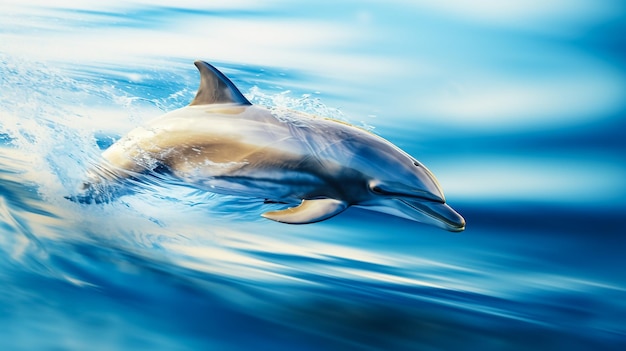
top-left (65, 163), bottom-right (143, 204)
top-left (65, 180), bottom-right (132, 204)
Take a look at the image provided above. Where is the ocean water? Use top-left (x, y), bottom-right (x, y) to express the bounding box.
top-left (1, 1), bottom-right (625, 350)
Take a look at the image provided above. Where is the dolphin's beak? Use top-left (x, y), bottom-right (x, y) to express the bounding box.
top-left (400, 199), bottom-right (465, 232)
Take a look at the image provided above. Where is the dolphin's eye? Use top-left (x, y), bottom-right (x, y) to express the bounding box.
top-left (413, 161), bottom-right (419, 167)
top-left (371, 186), bottom-right (383, 194)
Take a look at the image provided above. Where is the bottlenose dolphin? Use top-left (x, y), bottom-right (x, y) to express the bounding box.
top-left (74, 60), bottom-right (465, 231)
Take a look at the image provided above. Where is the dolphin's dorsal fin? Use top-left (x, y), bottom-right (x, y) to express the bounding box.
top-left (190, 60), bottom-right (251, 106)
top-left (262, 199), bottom-right (347, 224)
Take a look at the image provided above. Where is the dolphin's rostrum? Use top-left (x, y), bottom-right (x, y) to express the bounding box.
top-left (74, 60), bottom-right (465, 231)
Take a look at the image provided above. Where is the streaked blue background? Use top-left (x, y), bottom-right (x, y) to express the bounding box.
top-left (1, 1), bottom-right (625, 350)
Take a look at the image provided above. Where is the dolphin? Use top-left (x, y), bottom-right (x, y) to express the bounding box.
top-left (74, 60), bottom-right (465, 231)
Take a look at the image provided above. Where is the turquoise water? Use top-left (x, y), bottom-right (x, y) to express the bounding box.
top-left (1, 1), bottom-right (625, 350)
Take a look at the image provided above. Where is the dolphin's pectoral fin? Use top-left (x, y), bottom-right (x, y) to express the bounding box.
top-left (262, 199), bottom-right (347, 224)
top-left (190, 60), bottom-right (252, 106)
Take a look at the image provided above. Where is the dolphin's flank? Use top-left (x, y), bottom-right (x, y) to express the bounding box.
top-left (72, 60), bottom-right (465, 232)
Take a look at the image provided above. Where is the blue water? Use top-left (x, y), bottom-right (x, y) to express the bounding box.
top-left (1, 1), bottom-right (625, 350)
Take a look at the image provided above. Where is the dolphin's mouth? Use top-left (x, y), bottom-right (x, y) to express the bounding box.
top-left (400, 199), bottom-right (465, 232)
